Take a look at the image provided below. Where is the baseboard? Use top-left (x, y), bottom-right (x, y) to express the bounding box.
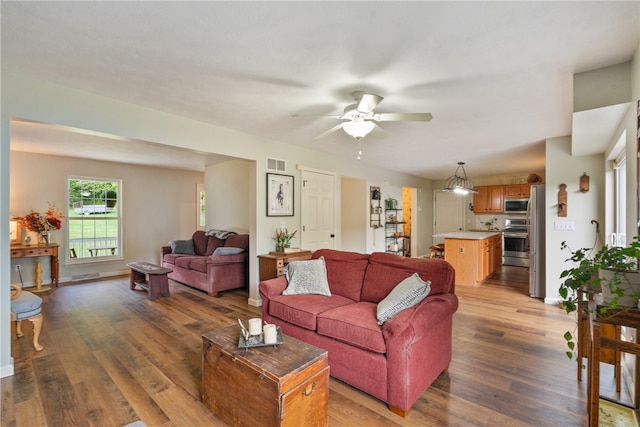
top-left (0, 358), bottom-right (14, 378)
top-left (544, 296), bottom-right (561, 305)
top-left (247, 297), bottom-right (262, 307)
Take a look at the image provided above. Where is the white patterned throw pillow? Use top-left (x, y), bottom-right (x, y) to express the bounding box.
top-left (376, 273), bottom-right (431, 325)
top-left (283, 256), bottom-right (331, 296)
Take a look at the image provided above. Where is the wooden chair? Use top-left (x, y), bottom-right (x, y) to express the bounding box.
top-left (10, 284), bottom-right (44, 351)
top-left (429, 243), bottom-right (445, 259)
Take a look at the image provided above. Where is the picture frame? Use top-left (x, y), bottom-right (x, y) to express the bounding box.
top-left (10, 217), bottom-right (22, 245)
top-left (267, 173), bottom-right (294, 216)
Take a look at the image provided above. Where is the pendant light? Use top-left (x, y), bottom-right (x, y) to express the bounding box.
top-left (443, 162), bottom-right (478, 195)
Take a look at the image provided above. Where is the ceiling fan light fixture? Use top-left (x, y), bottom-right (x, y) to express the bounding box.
top-left (343, 120), bottom-right (375, 139)
top-left (443, 162), bottom-right (478, 195)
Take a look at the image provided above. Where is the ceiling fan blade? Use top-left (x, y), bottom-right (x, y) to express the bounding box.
top-left (352, 91), bottom-right (383, 113)
top-left (314, 123), bottom-right (345, 139)
top-left (375, 113), bottom-right (433, 122)
top-left (292, 114), bottom-right (343, 119)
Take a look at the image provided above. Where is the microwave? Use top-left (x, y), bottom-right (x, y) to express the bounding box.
top-left (504, 198), bottom-right (529, 213)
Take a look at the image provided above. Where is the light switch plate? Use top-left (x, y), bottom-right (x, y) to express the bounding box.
top-left (554, 221), bottom-right (575, 231)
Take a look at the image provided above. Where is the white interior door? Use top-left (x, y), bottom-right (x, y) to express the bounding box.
top-left (301, 169), bottom-right (335, 251)
top-left (433, 190), bottom-right (466, 244)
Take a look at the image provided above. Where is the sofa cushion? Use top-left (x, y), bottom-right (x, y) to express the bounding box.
top-left (283, 257), bottom-right (331, 296)
top-left (175, 256), bottom-right (199, 269)
top-left (377, 273), bottom-right (431, 325)
top-left (313, 249), bottom-right (370, 301)
top-left (162, 253), bottom-right (187, 265)
top-left (189, 257), bottom-right (208, 273)
top-left (317, 302), bottom-right (386, 354)
top-left (225, 234), bottom-right (249, 251)
top-left (361, 253), bottom-right (454, 303)
top-left (170, 239), bottom-right (195, 255)
top-left (213, 246), bottom-right (245, 256)
top-left (269, 294), bottom-right (354, 330)
top-left (191, 231), bottom-right (209, 256)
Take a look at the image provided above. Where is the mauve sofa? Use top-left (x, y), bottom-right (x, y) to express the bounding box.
top-left (161, 231), bottom-right (249, 296)
top-left (259, 249), bottom-right (458, 416)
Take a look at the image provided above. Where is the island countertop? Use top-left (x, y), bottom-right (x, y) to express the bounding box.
top-left (433, 231), bottom-right (502, 240)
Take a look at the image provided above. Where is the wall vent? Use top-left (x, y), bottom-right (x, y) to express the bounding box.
top-left (71, 273), bottom-right (100, 281)
top-left (266, 157), bottom-right (286, 172)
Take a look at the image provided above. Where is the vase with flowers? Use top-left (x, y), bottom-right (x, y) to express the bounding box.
top-left (273, 228), bottom-right (297, 252)
top-left (16, 203), bottom-right (64, 245)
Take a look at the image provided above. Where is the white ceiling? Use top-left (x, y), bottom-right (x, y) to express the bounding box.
top-left (2, 2), bottom-right (639, 179)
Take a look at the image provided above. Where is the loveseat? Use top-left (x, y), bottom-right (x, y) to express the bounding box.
top-left (259, 249), bottom-right (458, 416)
top-left (160, 230), bottom-right (249, 296)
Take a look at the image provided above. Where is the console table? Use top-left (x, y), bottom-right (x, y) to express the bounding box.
top-left (258, 250), bottom-right (313, 281)
top-left (10, 243), bottom-right (59, 291)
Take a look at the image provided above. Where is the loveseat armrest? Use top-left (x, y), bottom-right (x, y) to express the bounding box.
top-left (206, 253), bottom-right (248, 266)
top-left (259, 276), bottom-right (288, 299)
top-left (259, 276), bottom-right (288, 320)
top-left (160, 245), bottom-right (172, 257)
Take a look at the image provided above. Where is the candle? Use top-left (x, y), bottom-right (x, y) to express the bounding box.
top-left (248, 318), bottom-right (262, 336)
top-left (263, 324), bottom-right (278, 344)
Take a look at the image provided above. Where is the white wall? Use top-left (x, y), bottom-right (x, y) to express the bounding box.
top-left (9, 151), bottom-right (204, 284)
top-left (544, 137), bottom-right (604, 304)
top-left (340, 177), bottom-right (367, 253)
top-left (205, 159), bottom-right (252, 233)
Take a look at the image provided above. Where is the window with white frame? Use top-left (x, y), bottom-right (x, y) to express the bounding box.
top-left (613, 151), bottom-right (627, 247)
top-left (67, 177), bottom-right (122, 261)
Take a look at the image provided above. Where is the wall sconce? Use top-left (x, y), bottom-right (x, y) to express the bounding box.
top-left (580, 173), bottom-right (589, 193)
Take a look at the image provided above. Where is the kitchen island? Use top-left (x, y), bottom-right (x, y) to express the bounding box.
top-left (433, 231), bottom-right (502, 286)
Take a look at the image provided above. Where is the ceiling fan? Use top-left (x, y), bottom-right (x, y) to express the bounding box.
top-left (293, 91), bottom-right (432, 159)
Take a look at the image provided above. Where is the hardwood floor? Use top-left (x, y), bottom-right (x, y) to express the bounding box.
top-left (1, 267), bottom-right (601, 426)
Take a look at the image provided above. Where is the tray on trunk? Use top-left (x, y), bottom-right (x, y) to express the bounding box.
top-left (238, 326), bottom-right (283, 348)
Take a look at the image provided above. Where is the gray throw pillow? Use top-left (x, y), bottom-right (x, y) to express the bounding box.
top-left (213, 246), bottom-right (245, 256)
top-left (170, 239), bottom-right (195, 255)
top-left (376, 273), bottom-right (431, 325)
top-left (283, 256), bottom-right (331, 296)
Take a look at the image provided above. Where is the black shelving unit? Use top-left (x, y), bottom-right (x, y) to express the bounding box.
top-left (385, 208), bottom-right (410, 257)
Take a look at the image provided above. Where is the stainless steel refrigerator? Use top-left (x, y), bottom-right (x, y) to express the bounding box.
top-left (528, 184), bottom-right (545, 298)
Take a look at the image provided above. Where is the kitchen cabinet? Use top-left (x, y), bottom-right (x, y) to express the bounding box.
top-left (441, 232), bottom-right (501, 286)
top-left (481, 234), bottom-right (502, 280)
top-left (473, 185), bottom-right (504, 213)
top-left (504, 183), bottom-right (531, 199)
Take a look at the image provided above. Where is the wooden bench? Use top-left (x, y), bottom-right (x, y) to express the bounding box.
top-left (126, 262), bottom-right (172, 300)
top-left (88, 247), bottom-right (117, 256)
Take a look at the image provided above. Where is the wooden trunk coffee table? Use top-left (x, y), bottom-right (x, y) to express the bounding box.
top-left (126, 261), bottom-right (172, 300)
top-left (202, 325), bottom-right (329, 427)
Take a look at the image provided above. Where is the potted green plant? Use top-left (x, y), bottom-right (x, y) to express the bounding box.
top-left (559, 236), bottom-right (640, 359)
top-left (273, 228), bottom-right (297, 252)
top-left (385, 196), bottom-right (397, 210)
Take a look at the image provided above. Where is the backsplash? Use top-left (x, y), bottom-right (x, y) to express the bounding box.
top-left (468, 213), bottom-right (525, 231)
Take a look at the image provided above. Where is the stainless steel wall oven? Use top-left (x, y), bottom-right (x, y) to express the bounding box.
top-left (503, 218), bottom-right (529, 267)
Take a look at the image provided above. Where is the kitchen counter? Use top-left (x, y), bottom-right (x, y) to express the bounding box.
top-left (433, 231), bottom-right (501, 240)
top-left (437, 232), bottom-right (503, 286)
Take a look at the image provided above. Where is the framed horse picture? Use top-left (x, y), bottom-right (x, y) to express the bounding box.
top-left (267, 173), bottom-right (294, 216)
